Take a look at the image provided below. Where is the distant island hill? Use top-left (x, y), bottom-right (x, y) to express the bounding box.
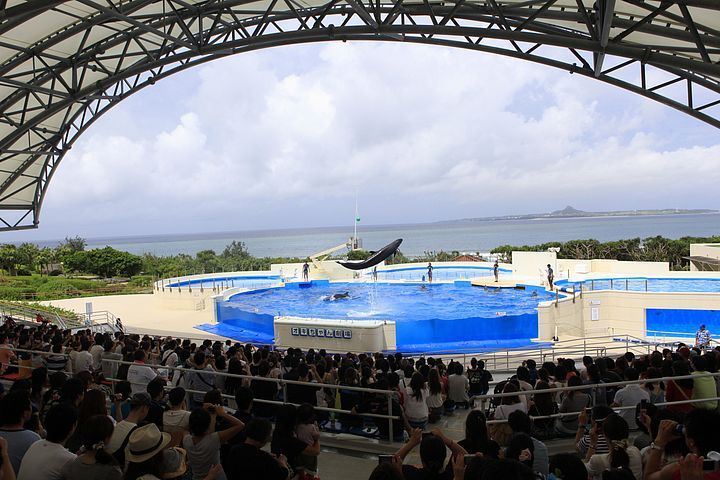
top-left (441, 206), bottom-right (718, 223)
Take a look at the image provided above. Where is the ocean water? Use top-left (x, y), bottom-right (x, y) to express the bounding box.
top-left (78, 213), bottom-right (720, 258)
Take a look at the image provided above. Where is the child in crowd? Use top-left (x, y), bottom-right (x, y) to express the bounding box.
top-left (295, 403), bottom-right (321, 476)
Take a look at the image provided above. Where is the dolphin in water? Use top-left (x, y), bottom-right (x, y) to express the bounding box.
top-left (322, 292), bottom-right (350, 301)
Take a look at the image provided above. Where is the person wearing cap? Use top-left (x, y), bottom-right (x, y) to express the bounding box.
top-left (223, 418), bottom-right (291, 480)
top-left (696, 325), bottom-right (712, 350)
top-left (106, 392), bottom-right (151, 462)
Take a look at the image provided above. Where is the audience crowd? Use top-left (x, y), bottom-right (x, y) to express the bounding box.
top-left (0, 317), bottom-right (719, 480)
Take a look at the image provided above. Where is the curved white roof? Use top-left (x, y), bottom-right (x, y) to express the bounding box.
top-left (0, 0), bottom-right (718, 230)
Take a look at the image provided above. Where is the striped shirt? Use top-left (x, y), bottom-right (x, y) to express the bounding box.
top-left (43, 354), bottom-right (69, 373)
top-left (577, 432), bottom-right (609, 456)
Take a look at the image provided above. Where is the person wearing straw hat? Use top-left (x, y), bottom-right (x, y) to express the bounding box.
top-left (125, 423), bottom-right (224, 480)
top-left (124, 423), bottom-right (171, 480)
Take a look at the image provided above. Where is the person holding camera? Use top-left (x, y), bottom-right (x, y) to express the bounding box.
top-left (584, 413), bottom-right (641, 480)
top-left (645, 409), bottom-right (720, 480)
top-left (394, 428), bottom-right (467, 479)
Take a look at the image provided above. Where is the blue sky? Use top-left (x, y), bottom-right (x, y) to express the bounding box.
top-left (5, 42), bottom-right (720, 242)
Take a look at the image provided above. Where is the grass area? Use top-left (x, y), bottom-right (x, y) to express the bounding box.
top-left (0, 274), bottom-right (154, 301)
top-left (0, 300), bottom-right (81, 324)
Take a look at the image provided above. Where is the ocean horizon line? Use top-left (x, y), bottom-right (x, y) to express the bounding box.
top-left (30, 210), bottom-right (720, 248)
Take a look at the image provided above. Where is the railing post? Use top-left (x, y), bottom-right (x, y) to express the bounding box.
top-left (625, 279), bottom-right (628, 290)
top-left (282, 381), bottom-right (288, 404)
top-left (387, 392), bottom-right (394, 441)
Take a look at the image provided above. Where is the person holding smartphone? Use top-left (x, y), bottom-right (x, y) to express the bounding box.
top-left (394, 429), bottom-right (467, 479)
top-left (644, 409), bottom-right (720, 480)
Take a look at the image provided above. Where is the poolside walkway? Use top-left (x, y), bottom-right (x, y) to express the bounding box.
top-left (41, 294), bottom-right (226, 341)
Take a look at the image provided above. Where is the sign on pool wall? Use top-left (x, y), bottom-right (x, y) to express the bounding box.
top-left (291, 327), bottom-right (352, 339)
top-left (275, 316), bottom-right (395, 351)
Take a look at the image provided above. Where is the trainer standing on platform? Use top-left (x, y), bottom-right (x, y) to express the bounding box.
top-left (547, 264), bottom-right (554, 290)
top-left (696, 324), bottom-right (711, 350)
top-left (302, 261), bottom-right (310, 282)
top-left (427, 263), bottom-right (433, 283)
top-left (493, 261), bottom-right (499, 282)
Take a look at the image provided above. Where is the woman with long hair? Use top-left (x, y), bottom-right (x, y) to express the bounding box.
top-left (529, 380), bottom-right (557, 436)
top-left (404, 372), bottom-right (429, 429)
top-left (270, 404), bottom-right (320, 476)
top-left (65, 389), bottom-right (112, 453)
top-left (492, 381), bottom-right (527, 420)
top-left (643, 367), bottom-right (666, 404)
top-left (426, 369), bottom-right (444, 423)
top-left (556, 376), bottom-right (590, 435)
top-left (60, 415), bottom-right (123, 480)
top-left (665, 361), bottom-right (693, 416)
top-left (458, 410), bottom-right (500, 457)
top-left (584, 413), bottom-right (642, 480)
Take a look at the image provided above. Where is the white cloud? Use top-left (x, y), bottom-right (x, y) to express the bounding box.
top-left (8, 41), bottom-right (718, 240)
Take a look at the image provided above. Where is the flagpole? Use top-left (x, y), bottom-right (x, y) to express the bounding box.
top-left (353, 192), bottom-right (358, 249)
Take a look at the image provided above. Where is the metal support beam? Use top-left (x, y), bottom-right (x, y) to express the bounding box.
top-left (594, 0), bottom-right (616, 77)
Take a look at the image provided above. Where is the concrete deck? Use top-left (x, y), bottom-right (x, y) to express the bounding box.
top-left (41, 294), bottom-right (226, 341)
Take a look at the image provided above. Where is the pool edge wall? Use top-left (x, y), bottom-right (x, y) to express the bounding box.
top-left (539, 290), bottom-right (720, 341)
top-left (214, 282), bottom-right (543, 352)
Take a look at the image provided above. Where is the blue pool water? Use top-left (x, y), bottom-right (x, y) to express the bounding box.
top-left (556, 277), bottom-right (720, 293)
top-left (646, 309), bottom-right (720, 338)
top-left (372, 265), bottom-right (512, 281)
top-left (165, 275), bottom-right (282, 289)
top-left (200, 282), bottom-right (556, 352)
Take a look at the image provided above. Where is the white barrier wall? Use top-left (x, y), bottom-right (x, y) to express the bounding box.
top-left (538, 290), bottom-right (720, 340)
top-left (274, 316), bottom-right (396, 351)
top-left (511, 251), bottom-right (558, 277)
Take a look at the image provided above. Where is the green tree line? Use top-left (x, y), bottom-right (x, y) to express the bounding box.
top-left (1, 234), bottom-right (717, 279)
top-left (490, 235), bottom-right (720, 270)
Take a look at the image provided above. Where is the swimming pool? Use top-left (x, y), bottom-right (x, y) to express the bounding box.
top-left (372, 265), bottom-right (512, 281)
top-left (199, 282), bottom-right (556, 352)
top-left (164, 274), bottom-right (282, 289)
top-left (556, 277), bottom-right (720, 293)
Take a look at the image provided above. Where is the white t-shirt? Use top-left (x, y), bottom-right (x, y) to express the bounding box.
top-left (493, 402), bottom-right (528, 420)
top-left (613, 385), bottom-right (649, 428)
top-left (18, 440), bottom-right (76, 480)
top-left (159, 350), bottom-right (178, 379)
top-left (68, 350), bottom-right (79, 372)
top-left (163, 410), bottom-right (191, 433)
top-left (89, 344), bottom-right (104, 371)
top-left (404, 387), bottom-right (429, 421)
top-left (106, 420), bottom-right (137, 455)
top-left (74, 351), bottom-right (94, 373)
top-left (127, 362), bottom-right (158, 395)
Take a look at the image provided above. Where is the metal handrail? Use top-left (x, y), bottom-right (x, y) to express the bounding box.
top-left (6, 347), bottom-right (402, 441)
